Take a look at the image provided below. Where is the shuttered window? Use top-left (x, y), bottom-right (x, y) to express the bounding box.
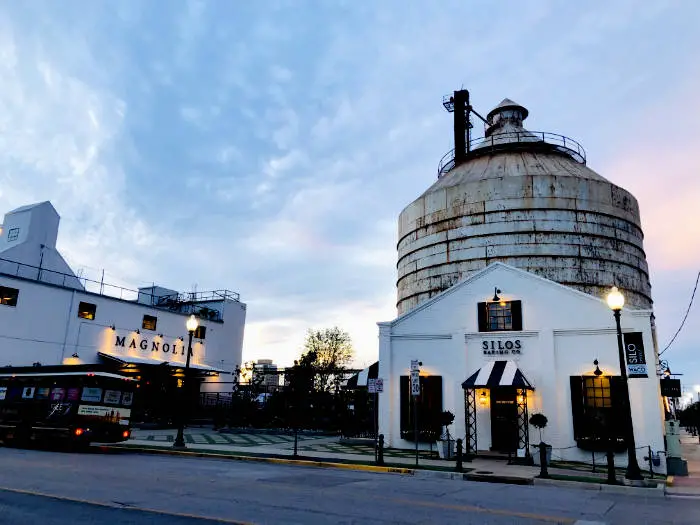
top-left (399, 375), bottom-right (443, 442)
top-left (477, 300), bottom-right (522, 332)
top-left (570, 375), bottom-right (627, 451)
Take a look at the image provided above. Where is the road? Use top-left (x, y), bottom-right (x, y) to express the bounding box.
top-left (0, 446), bottom-right (696, 524)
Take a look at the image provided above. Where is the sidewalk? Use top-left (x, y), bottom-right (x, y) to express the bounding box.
top-left (666, 430), bottom-right (700, 497)
top-left (123, 427), bottom-right (541, 481)
top-left (115, 427), bottom-right (658, 489)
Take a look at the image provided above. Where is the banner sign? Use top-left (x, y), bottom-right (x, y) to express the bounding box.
top-left (660, 378), bottom-right (682, 398)
top-left (623, 332), bottom-right (648, 378)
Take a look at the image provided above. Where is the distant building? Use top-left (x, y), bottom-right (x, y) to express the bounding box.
top-left (0, 202), bottom-right (246, 420)
top-left (253, 359), bottom-right (280, 389)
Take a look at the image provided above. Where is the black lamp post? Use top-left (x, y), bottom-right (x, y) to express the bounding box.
top-left (606, 286), bottom-right (643, 480)
top-left (173, 314), bottom-right (199, 449)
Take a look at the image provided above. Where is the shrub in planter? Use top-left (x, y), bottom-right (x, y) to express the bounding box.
top-left (437, 410), bottom-right (456, 459)
top-left (529, 413), bottom-right (552, 465)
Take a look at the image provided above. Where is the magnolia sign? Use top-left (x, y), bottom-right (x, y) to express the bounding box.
top-left (115, 336), bottom-right (195, 358)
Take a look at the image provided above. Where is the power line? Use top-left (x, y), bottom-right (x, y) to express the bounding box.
top-left (660, 270), bottom-right (700, 356)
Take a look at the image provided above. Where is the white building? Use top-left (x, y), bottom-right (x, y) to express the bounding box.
top-left (0, 202), bottom-right (246, 411)
top-left (378, 263), bottom-right (666, 472)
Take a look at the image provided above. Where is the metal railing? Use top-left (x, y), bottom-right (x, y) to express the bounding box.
top-left (0, 257), bottom-right (240, 315)
top-left (437, 130), bottom-right (586, 177)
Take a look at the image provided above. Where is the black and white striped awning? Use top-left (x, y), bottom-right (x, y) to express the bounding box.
top-left (462, 360), bottom-right (533, 390)
top-left (345, 362), bottom-right (379, 389)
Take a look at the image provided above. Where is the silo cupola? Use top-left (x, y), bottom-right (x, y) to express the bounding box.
top-left (485, 98), bottom-right (529, 136)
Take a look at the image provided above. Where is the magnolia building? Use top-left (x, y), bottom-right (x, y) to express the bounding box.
top-left (0, 202), bottom-right (246, 421)
top-left (377, 263), bottom-right (666, 470)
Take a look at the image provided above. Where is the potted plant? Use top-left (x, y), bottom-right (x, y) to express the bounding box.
top-left (529, 413), bottom-right (552, 466)
top-left (436, 410), bottom-right (456, 459)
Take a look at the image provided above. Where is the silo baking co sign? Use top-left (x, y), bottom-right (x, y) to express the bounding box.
top-left (623, 332), bottom-right (647, 378)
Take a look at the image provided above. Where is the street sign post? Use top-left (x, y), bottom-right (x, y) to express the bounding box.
top-left (410, 362), bottom-right (421, 467)
top-left (375, 378), bottom-right (383, 393)
top-left (368, 378), bottom-right (377, 394)
top-left (410, 370), bottom-right (420, 396)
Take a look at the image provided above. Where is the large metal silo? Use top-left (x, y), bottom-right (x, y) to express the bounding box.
top-left (396, 92), bottom-right (652, 315)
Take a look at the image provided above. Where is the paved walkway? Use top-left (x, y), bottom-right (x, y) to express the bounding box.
top-left (126, 428), bottom-right (636, 483)
top-left (666, 429), bottom-right (700, 497)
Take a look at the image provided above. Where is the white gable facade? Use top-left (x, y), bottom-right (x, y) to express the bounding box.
top-left (378, 263), bottom-right (666, 472)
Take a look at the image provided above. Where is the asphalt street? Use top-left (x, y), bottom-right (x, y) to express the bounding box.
top-left (0, 446), bottom-right (697, 524)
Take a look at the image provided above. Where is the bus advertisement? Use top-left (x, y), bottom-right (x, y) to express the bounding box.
top-left (0, 367), bottom-right (137, 446)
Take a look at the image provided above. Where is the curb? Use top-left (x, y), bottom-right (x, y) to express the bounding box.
top-left (533, 477), bottom-right (666, 498)
top-left (106, 445), bottom-right (414, 475)
top-left (107, 445), bottom-right (538, 486)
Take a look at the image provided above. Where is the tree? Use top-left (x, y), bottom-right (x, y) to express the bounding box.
top-left (300, 327), bottom-right (354, 393)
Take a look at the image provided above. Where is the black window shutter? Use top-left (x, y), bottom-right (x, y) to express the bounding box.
top-left (400, 376), bottom-right (409, 435)
top-left (477, 302), bottom-right (488, 332)
top-left (569, 376), bottom-right (584, 441)
top-left (510, 300), bottom-right (522, 331)
top-left (609, 376), bottom-right (628, 441)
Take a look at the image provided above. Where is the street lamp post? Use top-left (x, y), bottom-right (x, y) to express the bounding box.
top-left (173, 314), bottom-right (199, 450)
top-left (606, 286), bottom-right (643, 481)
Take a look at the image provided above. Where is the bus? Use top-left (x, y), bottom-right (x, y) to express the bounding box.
top-left (0, 366), bottom-right (136, 447)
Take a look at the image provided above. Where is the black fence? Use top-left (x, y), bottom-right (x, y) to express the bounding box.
top-left (193, 384), bottom-right (377, 438)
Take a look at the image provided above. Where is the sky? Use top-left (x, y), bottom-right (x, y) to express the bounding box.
top-left (0, 1), bottom-right (698, 389)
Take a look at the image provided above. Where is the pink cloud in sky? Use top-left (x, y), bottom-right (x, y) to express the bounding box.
top-left (603, 75), bottom-right (700, 273)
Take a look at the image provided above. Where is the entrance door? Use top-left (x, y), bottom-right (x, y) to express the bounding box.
top-left (490, 389), bottom-right (518, 452)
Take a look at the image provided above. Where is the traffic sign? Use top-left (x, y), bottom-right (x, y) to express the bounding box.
top-left (368, 378), bottom-right (377, 394)
top-left (410, 360), bottom-right (420, 371)
top-left (410, 370), bottom-right (421, 396)
top-left (375, 378), bottom-right (384, 393)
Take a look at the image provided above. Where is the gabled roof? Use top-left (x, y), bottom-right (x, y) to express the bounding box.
top-left (384, 262), bottom-right (647, 327)
top-left (6, 201), bottom-right (56, 215)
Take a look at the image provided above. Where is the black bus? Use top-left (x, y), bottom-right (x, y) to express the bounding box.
top-left (0, 367), bottom-right (136, 446)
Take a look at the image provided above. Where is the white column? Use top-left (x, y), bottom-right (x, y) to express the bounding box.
top-left (377, 322), bottom-right (393, 446)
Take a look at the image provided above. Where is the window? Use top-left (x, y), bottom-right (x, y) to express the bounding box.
top-left (583, 376), bottom-right (611, 408)
top-left (477, 300), bottom-right (522, 332)
top-left (78, 302), bottom-right (97, 320)
top-left (570, 375), bottom-right (626, 451)
top-left (0, 286), bottom-right (19, 307)
top-left (142, 315), bottom-right (157, 331)
top-left (399, 375), bottom-right (443, 442)
top-left (7, 228), bottom-right (19, 241)
top-left (194, 325), bottom-right (206, 340)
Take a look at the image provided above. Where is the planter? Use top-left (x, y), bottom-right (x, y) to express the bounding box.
top-left (532, 444), bottom-right (552, 466)
top-left (437, 438), bottom-right (454, 460)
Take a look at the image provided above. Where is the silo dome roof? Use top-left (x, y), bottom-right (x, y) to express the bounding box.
top-left (487, 98), bottom-right (529, 121)
top-left (424, 150), bottom-right (611, 196)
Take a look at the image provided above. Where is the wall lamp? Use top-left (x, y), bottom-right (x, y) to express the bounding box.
top-left (71, 352), bottom-right (79, 359)
top-left (135, 329), bottom-right (140, 335)
top-left (492, 287), bottom-right (501, 302)
top-left (110, 324), bottom-right (116, 330)
top-left (593, 359), bottom-right (602, 376)
top-left (479, 391), bottom-right (488, 405)
top-left (158, 334), bottom-right (163, 338)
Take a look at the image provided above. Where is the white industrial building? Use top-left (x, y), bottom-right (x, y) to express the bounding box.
top-left (0, 202), bottom-right (246, 419)
top-left (378, 262), bottom-right (665, 470)
top-left (378, 92), bottom-right (668, 473)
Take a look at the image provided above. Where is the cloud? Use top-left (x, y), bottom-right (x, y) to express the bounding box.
top-left (0, 0), bottom-right (698, 385)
